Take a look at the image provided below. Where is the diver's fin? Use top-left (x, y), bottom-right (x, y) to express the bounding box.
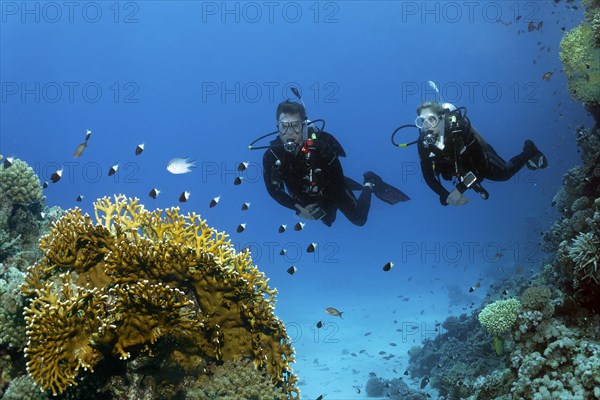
top-left (363, 171), bottom-right (410, 205)
top-left (373, 181), bottom-right (411, 204)
top-left (526, 152), bottom-right (548, 170)
top-left (345, 176), bottom-right (363, 191)
top-left (524, 140), bottom-right (548, 170)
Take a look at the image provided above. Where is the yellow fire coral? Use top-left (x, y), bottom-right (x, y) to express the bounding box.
top-left (21, 195), bottom-right (299, 398)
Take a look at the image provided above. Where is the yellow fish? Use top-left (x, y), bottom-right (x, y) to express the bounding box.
top-left (325, 307), bottom-right (343, 318)
top-left (73, 130), bottom-right (91, 158)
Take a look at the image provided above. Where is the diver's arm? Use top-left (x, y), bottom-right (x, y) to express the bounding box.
top-left (420, 159), bottom-right (449, 198)
top-left (262, 151), bottom-right (297, 210)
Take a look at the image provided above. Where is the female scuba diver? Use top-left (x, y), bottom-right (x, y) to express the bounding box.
top-left (391, 101), bottom-right (548, 206)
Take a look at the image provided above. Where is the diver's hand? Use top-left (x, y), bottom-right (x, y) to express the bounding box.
top-left (446, 189), bottom-right (469, 206)
top-left (295, 203), bottom-right (320, 220)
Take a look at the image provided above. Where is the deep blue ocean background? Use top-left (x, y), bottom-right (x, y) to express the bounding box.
top-left (0, 1), bottom-right (594, 398)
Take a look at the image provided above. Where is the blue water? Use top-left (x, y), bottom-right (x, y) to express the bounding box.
top-left (0, 1), bottom-right (593, 398)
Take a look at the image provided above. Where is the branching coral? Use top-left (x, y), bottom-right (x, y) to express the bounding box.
top-left (510, 318), bottom-right (600, 399)
top-left (21, 195), bottom-right (299, 398)
top-left (478, 299), bottom-right (521, 337)
top-left (24, 276), bottom-right (108, 395)
top-left (568, 232), bottom-right (600, 285)
top-left (520, 286), bottom-right (555, 318)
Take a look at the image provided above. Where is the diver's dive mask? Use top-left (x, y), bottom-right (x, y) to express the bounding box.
top-left (278, 119), bottom-right (306, 153)
top-left (415, 113), bottom-right (440, 130)
top-left (419, 112), bottom-right (446, 150)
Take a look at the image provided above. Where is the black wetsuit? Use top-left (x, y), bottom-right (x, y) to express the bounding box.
top-left (418, 123), bottom-right (534, 204)
top-left (263, 131), bottom-right (372, 226)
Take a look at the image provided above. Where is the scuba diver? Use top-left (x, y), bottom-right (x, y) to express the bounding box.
top-left (391, 100), bottom-right (548, 206)
top-left (249, 90), bottom-right (409, 227)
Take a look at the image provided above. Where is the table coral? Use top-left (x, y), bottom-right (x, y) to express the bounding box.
top-left (21, 195), bottom-right (299, 398)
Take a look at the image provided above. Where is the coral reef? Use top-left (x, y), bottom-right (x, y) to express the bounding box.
top-left (364, 376), bottom-right (427, 399)
top-left (560, 0), bottom-right (600, 123)
top-left (404, 311), bottom-right (508, 400)
top-left (20, 195), bottom-right (299, 398)
top-left (510, 309), bottom-right (600, 399)
top-left (584, 0), bottom-right (600, 46)
top-left (0, 266), bottom-right (26, 350)
top-left (560, 23), bottom-right (600, 105)
top-left (1, 375), bottom-right (48, 400)
top-left (183, 359), bottom-right (288, 400)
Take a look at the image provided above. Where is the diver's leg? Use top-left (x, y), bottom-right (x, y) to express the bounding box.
top-left (483, 143), bottom-right (531, 181)
top-left (337, 185), bottom-right (371, 226)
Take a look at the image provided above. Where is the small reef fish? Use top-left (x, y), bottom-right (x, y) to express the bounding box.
top-left (236, 223), bottom-right (246, 233)
top-left (149, 188), bottom-right (160, 199)
top-left (135, 143), bottom-right (144, 156)
top-left (108, 164), bottom-right (119, 176)
top-left (420, 376), bottom-right (430, 389)
top-left (306, 242), bottom-right (317, 253)
top-left (167, 157), bottom-right (195, 174)
top-left (542, 71), bottom-right (553, 81)
top-left (287, 266), bottom-right (297, 275)
top-left (294, 222), bottom-right (305, 231)
top-left (209, 196), bottom-right (220, 208)
top-left (316, 321), bottom-right (323, 329)
top-left (237, 161), bottom-right (249, 172)
top-left (469, 281), bottom-right (482, 292)
top-left (241, 202), bottom-right (250, 211)
top-left (325, 307), bottom-right (343, 318)
top-left (76, 195), bottom-right (84, 202)
top-left (234, 176), bottom-right (243, 185)
top-left (179, 191), bottom-right (190, 202)
top-left (73, 129), bottom-right (91, 158)
top-left (383, 261), bottom-right (394, 272)
top-left (278, 224), bottom-right (286, 233)
top-left (42, 181), bottom-right (49, 189)
top-left (51, 168), bottom-right (63, 183)
top-left (3, 156), bottom-right (14, 168)
top-left (279, 249), bottom-right (286, 256)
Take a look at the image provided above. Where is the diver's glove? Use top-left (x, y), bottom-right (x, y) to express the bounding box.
top-left (446, 189), bottom-right (469, 206)
top-left (294, 203), bottom-right (326, 220)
